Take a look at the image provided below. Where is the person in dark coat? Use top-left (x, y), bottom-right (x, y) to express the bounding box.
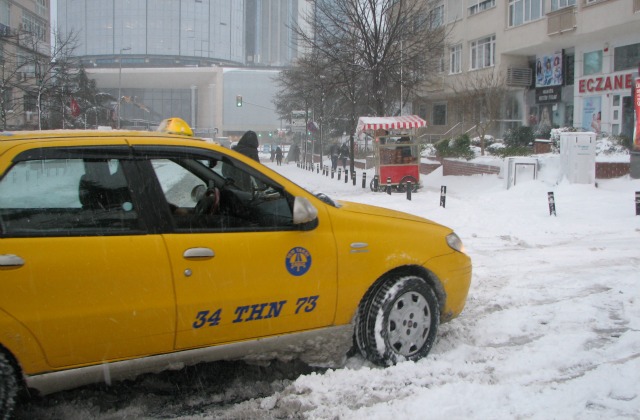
top-left (234, 130), bottom-right (260, 162)
top-left (223, 130), bottom-right (260, 191)
top-left (275, 146), bottom-right (283, 166)
top-left (329, 143), bottom-right (339, 172)
top-left (339, 143), bottom-right (349, 171)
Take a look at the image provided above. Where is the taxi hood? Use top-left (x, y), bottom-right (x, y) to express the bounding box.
top-left (335, 200), bottom-right (444, 227)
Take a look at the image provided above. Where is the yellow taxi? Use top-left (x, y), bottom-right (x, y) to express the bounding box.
top-left (0, 119), bottom-right (471, 415)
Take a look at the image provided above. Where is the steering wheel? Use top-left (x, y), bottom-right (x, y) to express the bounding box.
top-left (194, 187), bottom-right (221, 215)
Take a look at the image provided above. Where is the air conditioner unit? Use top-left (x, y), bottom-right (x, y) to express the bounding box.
top-left (506, 68), bottom-right (532, 87)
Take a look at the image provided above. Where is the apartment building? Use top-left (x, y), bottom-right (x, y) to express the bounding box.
top-left (417, 0), bottom-right (639, 143)
top-left (0, 0), bottom-right (50, 129)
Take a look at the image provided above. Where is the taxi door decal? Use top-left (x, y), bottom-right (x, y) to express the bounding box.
top-left (285, 247), bottom-right (312, 276)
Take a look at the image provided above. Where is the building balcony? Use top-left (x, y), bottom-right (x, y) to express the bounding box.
top-left (547, 6), bottom-right (577, 36)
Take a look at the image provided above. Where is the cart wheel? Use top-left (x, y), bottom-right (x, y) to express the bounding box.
top-left (370, 179), bottom-right (379, 192)
top-left (397, 176), bottom-right (419, 193)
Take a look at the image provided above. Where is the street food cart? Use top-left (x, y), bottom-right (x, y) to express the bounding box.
top-left (356, 115), bottom-right (426, 192)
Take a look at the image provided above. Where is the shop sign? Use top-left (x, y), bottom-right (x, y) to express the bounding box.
top-left (578, 73), bottom-right (634, 93)
top-left (536, 86), bottom-right (561, 104)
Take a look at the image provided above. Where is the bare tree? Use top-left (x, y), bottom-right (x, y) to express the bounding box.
top-left (0, 28), bottom-right (49, 129)
top-left (0, 38), bottom-right (25, 129)
top-left (294, 0), bottom-right (447, 117)
top-left (273, 52), bottom-right (325, 165)
top-left (21, 29), bottom-right (79, 129)
top-left (450, 69), bottom-right (509, 155)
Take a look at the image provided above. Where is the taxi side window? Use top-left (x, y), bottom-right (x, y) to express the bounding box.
top-left (150, 157), bottom-right (294, 232)
top-left (0, 158), bottom-right (141, 237)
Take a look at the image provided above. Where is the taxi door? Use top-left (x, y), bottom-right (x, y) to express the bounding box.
top-left (143, 151), bottom-right (338, 350)
top-left (165, 227), bottom-right (337, 349)
top-left (0, 150), bottom-right (175, 369)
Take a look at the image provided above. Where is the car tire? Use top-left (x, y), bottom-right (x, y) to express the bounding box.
top-left (356, 275), bottom-right (439, 366)
top-left (0, 351), bottom-right (19, 420)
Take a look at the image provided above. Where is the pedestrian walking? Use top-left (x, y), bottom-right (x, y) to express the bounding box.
top-left (339, 143), bottom-right (349, 171)
top-left (275, 146), bottom-right (283, 166)
top-left (329, 143), bottom-right (339, 172)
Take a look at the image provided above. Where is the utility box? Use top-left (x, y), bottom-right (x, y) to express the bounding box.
top-left (559, 132), bottom-right (596, 184)
top-left (504, 157), bottom-right (538, 189)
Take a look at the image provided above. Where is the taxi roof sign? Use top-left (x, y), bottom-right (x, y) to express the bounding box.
top-left (157, 117), bottom-right (193, 136)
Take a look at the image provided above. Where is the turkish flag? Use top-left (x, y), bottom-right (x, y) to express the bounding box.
top-left (70, 97), bottom-right (81, 117)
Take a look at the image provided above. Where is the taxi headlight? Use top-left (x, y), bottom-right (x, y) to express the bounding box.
top-left (446, 232), bottom-right (465, 253)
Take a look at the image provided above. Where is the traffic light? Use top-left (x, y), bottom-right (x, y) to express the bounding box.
top-left (236, 95), bottom-right (242, 107)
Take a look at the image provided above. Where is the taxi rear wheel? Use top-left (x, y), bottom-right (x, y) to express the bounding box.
top-left (0, 351), bottom-right (19, 419)
top-left (355, 275), bottom-right (439, 366)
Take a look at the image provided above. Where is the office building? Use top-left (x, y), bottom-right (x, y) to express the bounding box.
top-left (57, 0), bottom-right (308, 137)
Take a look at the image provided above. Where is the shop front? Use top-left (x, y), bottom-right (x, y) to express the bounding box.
top-left (576, 71), bottom-right (636, 138)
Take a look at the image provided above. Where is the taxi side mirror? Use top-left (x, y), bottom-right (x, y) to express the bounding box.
top-left (293, 196), bottom-right (318, 226)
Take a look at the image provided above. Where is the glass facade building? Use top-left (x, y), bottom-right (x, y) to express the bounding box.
top-left (57, 0), bottom-right (245, 66)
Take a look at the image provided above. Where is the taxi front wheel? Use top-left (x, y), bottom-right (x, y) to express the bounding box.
top-left (0, 351), bottom-right (19, 419)
top-left (355, 276), bottom-right (439, 366)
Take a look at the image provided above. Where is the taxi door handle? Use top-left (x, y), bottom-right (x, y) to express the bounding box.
top-left (183, 247), bottom-right (215, 259)
top-left (0, 254), bottom-right (25, 267)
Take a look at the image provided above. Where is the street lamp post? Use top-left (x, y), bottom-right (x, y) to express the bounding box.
top-left (117, 47), bottom-right (131, 129)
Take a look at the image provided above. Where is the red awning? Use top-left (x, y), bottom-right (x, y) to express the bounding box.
top-left (356, 115), bottom-right (427, 133)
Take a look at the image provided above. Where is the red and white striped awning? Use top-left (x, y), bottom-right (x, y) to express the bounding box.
top-left (356, 115), bottom-right (427, 133)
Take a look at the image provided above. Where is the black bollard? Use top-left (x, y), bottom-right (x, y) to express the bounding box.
top-left (407, 181), bottom-right (412, 201)
top-left (325, 166), bottom-right (329, 177)
top-left (338, 168), bottom-right (342, 181)
top-left (636, 191), bottom-right (640, 216)
top-left (373, 175), bottom-right (379, 191)
top-left (548, 191), bottom-right (556, 216)
top-left (317, 164), bottom-right (320, 174)
top-left (362, 172), bottom-right (367, 189)
top-left (386, 176), bottom-right (392, 195)
top-left (345, 170), bottom-right (349, 183)
top-left (331, 169), bottom-right (335, 179)
top-left (352, 171), bottom-right (356, 186)
top-left (440, 186), bottom-right (447, 208)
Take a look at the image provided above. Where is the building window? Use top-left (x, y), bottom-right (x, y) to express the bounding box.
top-left (36, 0), bottom-right (47, 18)
top-left (418, 104), bottom-right (427, 120)
top-left (433, 103), bottom-right (447, 125)
top-left (470, 35), bottom-right (495, 70)
top-left (24, 94), bottom-right (37, 112)
top-left (468, 0), bottom-right (495, 16)
top-left (565, 54), bottom-right (574, 85)
top-left (0, 0), bottom-right (10, 28)
top-left (450, 44), bottom-right (462, 74)
top-left (551, 0), bottom-right (575, 11)
top-left (583, 50), bottom-right (602, 76)
top-left (22, 12), bottom-right (47, 41)
top-left (508, 0), bottom-right (543, 27)
top-left (429, 3), bottom-right (444, 28)
top-left (614, 43), bottom-right (640, 72)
